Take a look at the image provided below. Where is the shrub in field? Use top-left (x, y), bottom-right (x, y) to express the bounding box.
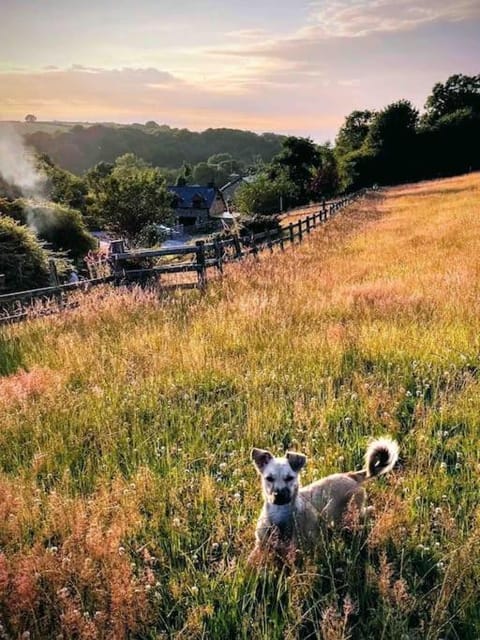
top-left (9, 200), bottom-right (96, 263)
top-left (0, 215), bottom-right (50, 292)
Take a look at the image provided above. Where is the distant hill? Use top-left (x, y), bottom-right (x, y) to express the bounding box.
top-left (0, 121), bottom-right (285, 175)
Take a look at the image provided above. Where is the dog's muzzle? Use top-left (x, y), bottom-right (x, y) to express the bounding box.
top-left (272, 488), bottom-right (291, 505)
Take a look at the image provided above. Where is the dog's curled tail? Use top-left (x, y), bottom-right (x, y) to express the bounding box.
top-left (365, 437), bottom-right (399, 478)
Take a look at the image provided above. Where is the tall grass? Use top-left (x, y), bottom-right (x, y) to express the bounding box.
top-left (1, 173), bottom-right (480, 638)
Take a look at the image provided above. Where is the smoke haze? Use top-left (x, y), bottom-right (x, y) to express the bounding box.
top-left (0, 125), bottom-right (46, 199)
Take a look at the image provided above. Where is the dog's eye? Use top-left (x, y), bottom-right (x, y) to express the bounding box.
top-left (265, 475), bottom-right (274, 483)
top-left (284, 475), bottom-right (294, 482)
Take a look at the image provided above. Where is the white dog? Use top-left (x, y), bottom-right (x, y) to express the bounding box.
top-left (251, 438), bottom-right (399, 551)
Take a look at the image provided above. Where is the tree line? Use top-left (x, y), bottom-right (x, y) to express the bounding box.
top-left (23, 124), bottom-right (284, 176)
top-left (236, 74), bottom-right (480, 213)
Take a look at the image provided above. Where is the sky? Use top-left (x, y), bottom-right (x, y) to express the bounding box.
top-left (0, 0), bottom-right (479, 141)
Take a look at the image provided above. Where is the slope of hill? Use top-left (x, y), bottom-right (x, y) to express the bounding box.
top-left (1, 173), bottom-right (479, 638)
top-left (0, 120), bottom-right (285, 174)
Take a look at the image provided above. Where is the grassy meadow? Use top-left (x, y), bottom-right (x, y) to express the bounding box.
top-left (1, 173), bottom-right (480, 639)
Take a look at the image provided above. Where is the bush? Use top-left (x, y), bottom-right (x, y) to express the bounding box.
top-left (10, 201), bottom-right (96, 262)
top-left (0, 215), bottom-right (50, 293)
top-left (239, 214), bottom-right (282, 236)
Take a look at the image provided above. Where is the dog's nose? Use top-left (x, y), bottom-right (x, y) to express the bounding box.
top-left (272, 488), bottom-right (291, 505)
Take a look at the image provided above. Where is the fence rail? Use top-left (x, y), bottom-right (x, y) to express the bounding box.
top-left (0, 188), bottom-right (369, 325)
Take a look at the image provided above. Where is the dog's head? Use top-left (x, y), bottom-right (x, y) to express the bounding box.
top-left (251, 448), bottom-right (306, 505)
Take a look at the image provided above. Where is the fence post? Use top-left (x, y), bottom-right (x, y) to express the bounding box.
top-left (306, 216), bottom-right (311, 234)
top-left (213, 239), bottom-right (223, 274)
top-left (289, 222), bottom-right (295, 244)
top-left (195, 240), bottom-right (207, 289)
top-left (251, 233), bottom-right (259, 259)
top-left (232, 234), bottom-right (243, 260)
top-left (298, 219), bottom-right (303, 243)
top-left (267, 228), bottom-right (274, 253)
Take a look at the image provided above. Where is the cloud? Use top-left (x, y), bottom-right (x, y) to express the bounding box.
top-left (0, 66), bottom-right (181, 114)
top-left (0, 64), bottom-right (339, 138)
top-left (306, 0), bottom-right (480, 38)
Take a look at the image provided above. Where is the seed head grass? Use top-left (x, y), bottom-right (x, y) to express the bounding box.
top-left (0, 173), bottom-right (480, 638)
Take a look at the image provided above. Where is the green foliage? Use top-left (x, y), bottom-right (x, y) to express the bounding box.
top-left (365, 100), bottom-right (419, 153)
top-left (87, 155), bottom-right (174, 239)
top-left (135, 223), bottom-right (169, 248)
top-left (192, 161), bottom-right (216, 186)
top-left (309, 145), bottom-right (340, 198)
top-left (175, 162), bottom-right (192, 186)
top-left (0, 215), bottom-right (50, 292)
top-left (424, 74), bottom-right (480, 124)
top-left (24, 124), bottom-right (285, 175)
top-left (335, 74), bottom-right (480, 189)
top-left (271, 136), bottom-right (321, 204)
top-left (11, 201), bottom-right (96, 262)
top-left (235, 172), bottom-right (298, 215)
top-left (37, 153), bottom-right (88, 213)
top-left (335, 110), bottom-right (376, 156)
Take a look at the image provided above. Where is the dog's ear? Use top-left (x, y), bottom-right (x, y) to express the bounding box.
top-left (251, 448), bottom-right (273, 472)
top-left (286, 451), bottom-right (307, 472)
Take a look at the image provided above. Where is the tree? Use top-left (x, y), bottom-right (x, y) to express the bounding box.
top-left (363, 100), bottom-right (419, 184)
top-left (418, 108), bottom-right (480, 178)
top-left (111, 153), bottom-right (149, 178)
top-left (37, 154), bottom-right (88, 213)
top-left (310, 145), bottom-right (340, 198)
top-left (366, 100), bottom-right (419, 151)
top-left (424, 74), bottom-right (480, 124)
top-left (0, 215), bottom-right (50, 292)
top-left (192, 162), bottom-right (216, 185)
top-left (86, 157), bottom-right (174, 239)
top-left (24, 114), bottom-right (37, 123)
top-left (335, 110), bottom-right (375, 155)
top-left (271, 137), bottom-right (321, 204)
top-left (207, 153), bottom-right (234, 166)
top-left (175, 162), bottom-right (192, 186)
top-left (235, 171), bottom-right (298, 215)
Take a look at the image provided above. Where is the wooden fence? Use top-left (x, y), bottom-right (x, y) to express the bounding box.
top-left (0, 188), bottom-right (368, 325)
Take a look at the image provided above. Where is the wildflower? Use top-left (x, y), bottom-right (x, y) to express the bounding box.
top-left (190, 586), bottom-right (199, 596)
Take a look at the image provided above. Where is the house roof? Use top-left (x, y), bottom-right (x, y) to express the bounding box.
top-left (167, 186), bottom-right (220, 209)
top-left (220, 174), bottom-right (257, 192)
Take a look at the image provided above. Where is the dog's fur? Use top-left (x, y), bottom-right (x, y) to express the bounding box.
top-left (251, 438), bottom-right (399, 550)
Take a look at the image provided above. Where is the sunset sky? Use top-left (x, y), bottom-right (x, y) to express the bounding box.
top-left (1, 0), bottom-right (479, 141)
